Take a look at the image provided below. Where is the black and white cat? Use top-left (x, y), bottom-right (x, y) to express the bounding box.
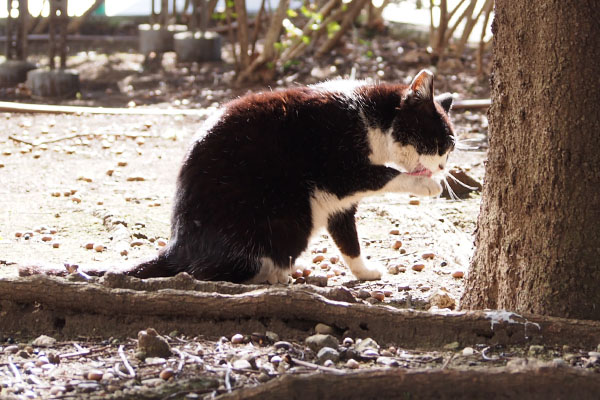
top-left (128, 69), bottom-right (455, 283)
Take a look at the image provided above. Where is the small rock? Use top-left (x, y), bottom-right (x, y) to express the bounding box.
top-left (94, 244), bottom-right (104, 252)
top-left (233, 359), bottom-right (252, 370)
top-left (78, 382), bottom-right (100, 393)
top-left (130, 240), bottom-right (144, 247)
top-left (387, 265), bottom-right (399, 275)
top-left (157, 239), bottom-right (167, 247)
top-left (370, 290), bottom-right (385, 301)
top-left (265, 331), bottom-right (279, 342)
top-left (398, 285), bottom-right (411, 291)
top-left (376, 356), bottom-right (399, 367)
top-left (50, 386), bottom-right (66, 395)
top-left (409, 199), bottom-right (420, 205)
top-left (159, 368), bottom-right (175, 380)
top-left (391, 240), bottom-right (402, 250)
top-left (411, 264), bottom-right (425, 272)
top-left (231, 334), bottom-right (245, 344)
top-left (346, 359), bottom-right (359, 369)
top-left (323, 359), bottom-right (335, 368)
top-left (380, 349), bottom-right (394, 357)
top-left (4, 345), bottom-right (19, 354)
top-left (528, 345), bottom-right (544, 355)
top-left (362, 349), bottom-right (379, 358)
top-left (86, 370), bottom-right (103, 381)
top-left (422, 253), bottom-right (435, 260)
top-left (317, 347), bottom-right (340, 364)
top-left (305, 334), bottom-right (339, 353)
top-left (52, 242), bottom-right (60, 248)
top-left (312, 254), bottom-right (325, 263)
top-left (41, 235), bottom-right (52, 242)
top-left (329, 256), bottom-right (339, 264)
top-left (315, 323), bottom-right (335, 335)
top-left (85, 242), bottom-right (94, 249)
top-left (429, 289), bottom-right (456, 310)
top-left (342, 337), bottom-right (354, 347)
top-left (32, 335), bottom-right (56, 347)
top-left (137, 328), bottom-right (171, 358)
top-left (355, 338), bottom-right (379, 353)
top-left (126, 176), bottom-right (145, 182)
top-left (452, 271), bottom-right (464, 279)
top-left (357, 289), bottom-right (371, 299)
top-left (383, 290), bottom-right (393, 297)
top-left (462, 347), bottom-right (474, 356)
top-left (270, 355), bottom-right (282, 365)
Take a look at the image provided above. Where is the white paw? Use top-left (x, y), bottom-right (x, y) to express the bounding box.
top-left (344, 256), bottom-right (383, 281)
top-left (247, 258), bottom-right (291, 284)
top-left (409, 176), bottom-right (442, 197)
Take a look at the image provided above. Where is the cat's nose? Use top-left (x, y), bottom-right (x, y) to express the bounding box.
top-left (439, 164), bottom-right (444, 170)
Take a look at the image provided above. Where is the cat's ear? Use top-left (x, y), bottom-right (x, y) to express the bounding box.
top-left (407, 69), bottom-right (434, 102)
top-left (435, 93), bottom-right (453, 113)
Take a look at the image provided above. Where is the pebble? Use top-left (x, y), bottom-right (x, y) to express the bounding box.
top-left (528, 345), bottom-right (544, 355)
top-left (422, 253), bottom-right (435, 260)
top-left (355, 338), bottom-right (379, 353)
top-left (15, 231), bottom-right (23, 238)
top-left (302, 268), bottom-right (311, 277)
top-left (387, 265), bottom-right (399, 275)
top-left (159, 367), bottom-right (175, 380)
top-left (362, 349), bottom-right (380, 358)
top-left (452, 271), bottom-right (464, 278)
top-left (323, 359), bottom-right (335, 368)
top-left (94, 244), bottom-right (104, 252)
top-left (342, 337), bottom-right (354, 347)
top-left (265, 331), bottom-right (280, 342)
top-left (346, 359), bottom-right (359, 369)
top-left (52, 242), bottom-right (60, 248)
top-left (429, 289), bottom-right (456, 310)
top-left (357, 289), bottom-right (371, 299)
top-left (317, 347), bottom-right (340, 364)
top-left (270, 355), bottom-right (282, 365)
top-left (398, 285), bottom-right (411, 291)
top-left (462, 347), bottom-right (474, 356)
top-left (117, 161), bottom-right (128, 167)
top-left (86, 370), bottom-right (104, 381)
top-left (315, 323), bottom-right (335, 335)
top-left (320, 262), bottom-right (330, 270)
top-left (233, 359), bottom-right (252, 370)
top-left (291, 269), bottom-right (303, 279)
top-left (329, 256), bottom-right (339, 264)
top-left (383, 290), bottom-right (393, 297)
top-left (370, 291), bottom-right (385, 301)
top-left (130, 240), bottom-right (144, 247)
top-left (312, 254), bottom-right (325, 263)
top-left (41, 235), bottom-right (52, 242)
top-left (380, 349), bottom-right (394, 357)
top-left (4, 345), bottom-right (19, 354)
top-left (389, 229), bottom-right (400, 235)
top-left (376, 356), bottom-right (399, 367)
top-left (127, 176), bottom-right (146, 182)
top-left (409, 199), bottom-right (420, 205)
top-left (231, 334), bottom-right (245, 344)
top-left (50, 386), bottom-right (66, 395)
top-left (305, 334), bottom-right (339, 352)
top-left (391, 240), bottom-right (402, 250)
top-left (412, 264), bottom-right (425, 272)
top-left (137, 329), bottom-right (172, 358)
top-left (85, 242), bottom-right (94, 249)
top-left (294, 277), bottom-right (306, 284)
top-left (157, 239), bottom-right (167, 247)
top-left (32, 335), bottom-right (56, 347)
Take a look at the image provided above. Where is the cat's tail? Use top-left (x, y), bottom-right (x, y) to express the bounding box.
top-left (17, 249), bottom-right (176, 279)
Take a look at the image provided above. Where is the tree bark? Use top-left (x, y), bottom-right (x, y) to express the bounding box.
top-left (461, 1), bottom-right (600, 320)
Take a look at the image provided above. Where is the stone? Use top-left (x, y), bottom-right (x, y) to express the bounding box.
top-left (528, 345), bottom-right (544, 355)
top-left (346, 359), bottom-right (360, 369)
top-left (265, 331), bottom-right (279, 342)
top-left (317, 347), bottom-right (340, 364)
top-left (462, 347), bottom-right (474, 356)
top-left (274, 341), bottom-right (293, 351)
top-left (31, 335), bottom-right (56, 347)
top-left (231, 334), bottom-right (244, 344)
top-left (376, 356), bottom-right (399, 367)
top-left (355, 338), bottom-right (379, 353)
top-left (306, 275), bottom-right (328, 287)
top-left (232, 359), bottom-right (252, 370)
top-left (305, 334), bottom-right (339, 353)
top-left (429, 289), bottom-right (456, 310)
top-left (315, 323), bottom-right (335, 335)
top-left (137, 328), bottom-right (171, 358)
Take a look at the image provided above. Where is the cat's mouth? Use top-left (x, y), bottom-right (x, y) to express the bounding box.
top-left (407, 163), bottom-right (433, 178)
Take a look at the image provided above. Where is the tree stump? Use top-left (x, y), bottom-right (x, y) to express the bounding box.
top-left (0, 60), bottom-right (37, 87)
top-left (26, 68), bottom-right (80, 98)
top-left (138, 23), bottom-right (187, 54)
top-left (174, 31), bottom-right (222, 62)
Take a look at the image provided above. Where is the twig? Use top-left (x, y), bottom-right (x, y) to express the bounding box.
top-left (441, 353), bottom-right (456, 369)
top-left (481, 346), bottom-right (500, 361)
top-left (224, 364), bottom-right (232, 392)
top-left (8, 356), bottom-right (22, 382)
top-left (289, 356), bottom-right (344, 374)
top-left (59, 344), bottom-right (111, 359)
top-left (118, 345), bottom-right (136, 378)
top-left (0, 101), bottom-right (208, 116)
top-left (172, 348), bottom-right (186, 375)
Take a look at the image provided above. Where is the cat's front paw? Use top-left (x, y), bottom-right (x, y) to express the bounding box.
top-left (409, 176), bottom-right (442, 197)
top-left (344, 256), bottom-right (382, 281)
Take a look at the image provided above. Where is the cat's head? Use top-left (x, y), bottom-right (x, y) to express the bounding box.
top-left (391, 70), bottom-right (455, 177)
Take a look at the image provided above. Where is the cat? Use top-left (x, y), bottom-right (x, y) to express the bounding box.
top-left (125, 69), bottom-right (455, 284)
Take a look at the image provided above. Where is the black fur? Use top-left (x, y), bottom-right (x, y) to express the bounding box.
top-left (128, 75), bottom-right (454, 283)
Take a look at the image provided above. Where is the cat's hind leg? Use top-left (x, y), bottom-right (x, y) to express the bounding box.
top-left (245, 257), bottom-right (292, 284)
top-left (327, 205), bottom-right (382, 280)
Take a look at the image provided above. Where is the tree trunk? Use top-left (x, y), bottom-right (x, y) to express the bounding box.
top-left (461, 0), bottom-right (600, 320)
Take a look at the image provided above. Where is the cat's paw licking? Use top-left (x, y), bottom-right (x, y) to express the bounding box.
top-left (409, 176), bottom-right (442, 197)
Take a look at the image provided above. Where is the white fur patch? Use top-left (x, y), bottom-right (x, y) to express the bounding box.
top-left (343, 255), bottom-right (382, 280)
top-left (246, 257), bottom-right (290, 284)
